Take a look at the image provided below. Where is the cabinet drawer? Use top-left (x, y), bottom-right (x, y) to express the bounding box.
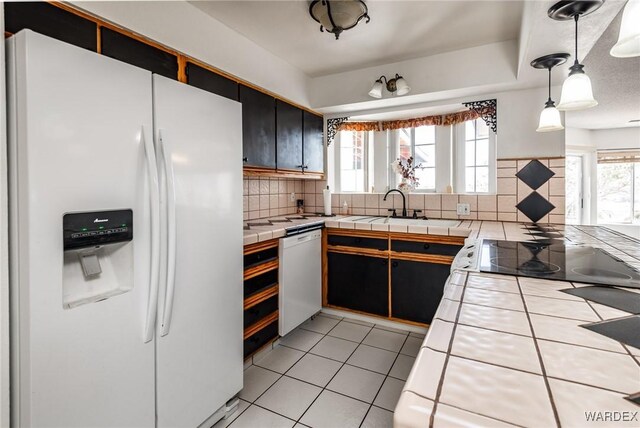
top-left (245, 296), bottom-right (278, 329)
top-left (244, 246), bottom-right (278, 269)
top-left (244, 320), bottom-right (278, 358)
top-left (391, 240), bottom-right (462, 256)
top-left (328, 234), bottom-right (388, 251)
top-left (244, 269), bottom-right (278, 298)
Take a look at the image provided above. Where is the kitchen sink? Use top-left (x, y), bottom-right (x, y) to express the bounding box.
top-left (339, 216), bottom-right (460, 227)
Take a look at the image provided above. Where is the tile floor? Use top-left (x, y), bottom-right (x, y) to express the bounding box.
top-left (215, 313), bottom-right (424, 428)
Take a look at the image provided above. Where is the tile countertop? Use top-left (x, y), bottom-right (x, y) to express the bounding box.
top-left (243, 214), bottom-right (474, 245)
top-left (396, 222), bottom-right (640, 428)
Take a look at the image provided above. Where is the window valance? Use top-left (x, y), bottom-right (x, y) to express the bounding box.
top-left (597, 149), bottom-right (640, 164)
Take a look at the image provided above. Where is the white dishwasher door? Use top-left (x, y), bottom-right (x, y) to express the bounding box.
top-left (279, 229), bottom-right (323, 336)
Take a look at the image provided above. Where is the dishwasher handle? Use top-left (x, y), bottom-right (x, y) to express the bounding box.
top-left (282, 230), bottom-right (322, 248)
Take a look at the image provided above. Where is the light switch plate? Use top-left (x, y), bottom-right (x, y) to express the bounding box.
top-left (290, 192), bottom-right (296, 202)
top-left (456, 203), bottom-right (470, 215)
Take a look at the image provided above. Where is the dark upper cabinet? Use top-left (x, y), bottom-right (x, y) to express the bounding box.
top-left (276, 100), bottom-right (303, 171)
top-left (391, 259), bottom-right (450, 324)
top-left (186, 62), bottom-right (238, 101)
top-left (5, 2), bottom-right (97, 51)
top-left (100, 27), bottom-right (178, 80)
top-left (303, 112), bottom-right (324, 173)
top-left (239, 85), bottom-right (276, 169)
top-left (327, 252), bottom-right (389, 317)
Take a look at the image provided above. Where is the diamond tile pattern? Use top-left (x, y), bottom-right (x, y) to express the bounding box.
top-left (516, 159), bottom-right (555, 190)
top-left (516, 191), bottom-right (555, 223)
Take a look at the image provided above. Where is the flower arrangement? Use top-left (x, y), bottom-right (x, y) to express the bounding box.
top-left (391, 156), bottom-right (422, 192)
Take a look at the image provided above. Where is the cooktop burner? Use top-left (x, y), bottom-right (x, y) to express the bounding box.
top-left (479, 240), bottom-right (640, 289)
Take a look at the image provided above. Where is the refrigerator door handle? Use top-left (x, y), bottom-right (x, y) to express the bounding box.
top-left (143, 125), bottom-right (161, 343)
top-left (158, 130), bottom-right (177, 337)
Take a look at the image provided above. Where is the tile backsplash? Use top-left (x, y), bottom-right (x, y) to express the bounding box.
top-left (243, 177), bottom-right (304, 220)
top-left (297, 157), bottom-right (566, 224)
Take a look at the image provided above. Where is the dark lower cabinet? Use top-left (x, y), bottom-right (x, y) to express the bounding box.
top-left (391, 259), bottom-right (451, 324)
top-left (276, 100), bottom-right (303, 170)
top-left (303, 111), bottom-right (324, 173)
top-left (240, 85), bottom-right (276, 168)
top-left (327, 252), bottom-right (389, 317)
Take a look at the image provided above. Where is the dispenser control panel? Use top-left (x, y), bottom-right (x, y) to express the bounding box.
top-left (63, 209), bottom-right (133, 251)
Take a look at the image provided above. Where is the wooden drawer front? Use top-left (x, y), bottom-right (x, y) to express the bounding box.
top-left (244, 246), bottom-right (278, 269)
top-left (244, 320), bottom-right (278, 358)
top-left (245, 269), bottom-right (278, 298)
top-left (244, 295), bottom-right (278, 329)
top-left (328, 234), bottom-right (388, 251)
top-left (391, 240), bottom-right (462, 257)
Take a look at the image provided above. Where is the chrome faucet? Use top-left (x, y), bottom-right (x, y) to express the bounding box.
top-left (383, 189), bottom-right (407, 217)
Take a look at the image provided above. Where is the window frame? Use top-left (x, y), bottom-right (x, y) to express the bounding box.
top-left (334, 130), bottom-right (371, 193)
top-left (392, 126), bottom-right (438, 193)
top-left (455, 118), bottom-right (496, 194)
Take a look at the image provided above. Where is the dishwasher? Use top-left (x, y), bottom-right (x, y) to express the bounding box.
top-left (279, 226), bottom-right (323, 336)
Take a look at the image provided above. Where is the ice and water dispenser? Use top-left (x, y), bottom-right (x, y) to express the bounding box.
top-left (62, 210), bottom-right (134, 308)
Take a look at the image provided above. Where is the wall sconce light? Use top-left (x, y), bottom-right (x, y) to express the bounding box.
top-left (531, 53), bottom-right (570, 132)
top-left (368, 74), bottom-right (411, 98)
top-left (548, 0), bottom-right (602, 111)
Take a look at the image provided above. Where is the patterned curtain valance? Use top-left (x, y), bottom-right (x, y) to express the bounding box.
top-left (338, 121), bottom-right (380, 132)
top-left (382, 115), bottom-right (442, 130)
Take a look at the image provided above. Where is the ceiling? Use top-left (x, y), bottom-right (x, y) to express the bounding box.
top-left (191, 0), bottom-right (524, 77)
top-left (350, 103), bottom-right (465, 121)
top-left (565, 9), bottom-right (640, 130)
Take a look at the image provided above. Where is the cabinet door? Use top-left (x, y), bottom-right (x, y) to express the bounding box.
top-left (5, 2), bottom-right (97, 51)
top-left (186, 62), bottom-right (238, 101)
top-left (100, 27), bottom-right (178, 80)
top-left (391, 259), bottom-right (451, 324)
top-left (303, 111), bottom-right (324, 173)
top-left (327, 252), bottom-right (388, 317)
top-left (276, 100), bottom-right (303, 170)
top-left (239, 85), bottom-right (276, 168)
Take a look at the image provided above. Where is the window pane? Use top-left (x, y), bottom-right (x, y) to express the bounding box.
top-left (465, 140), bottom-right (475, 166)
top-left (465, 167), bottom-right (475, 192)
top-left (398, 128), bottom-right (411, 159)
top-left (476, 139), bottom-right (489, 166)
top-left (476, 119), bottom-right (489, 138)
top-left (415, 144), bottom-right (435, 167)
top-left (565, 155), bottom-right (582, 224)
top-left (597, 163), bottom-right (633, 223)
top-left (635, 163), bottom-right (640, 224)
top-left (415, 167), bottom-right (435, 190)
top-left (476, 166), bottom-right (489, 193)
top-left (415, 126), bottom-right (435, 145)
top-left (465, 121), bottom-right (475, 141)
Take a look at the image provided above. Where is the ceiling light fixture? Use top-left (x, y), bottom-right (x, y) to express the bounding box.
top-left (531, 53), bottom-right (570, 132)
top-left (309, 0), bottom-right (370, 40)
top-left (368, 74), bottom-right (410, 98)
top-left (548, 0), bottom-right (602, 111)
top-left (611, 0), bottom-right (640, 57)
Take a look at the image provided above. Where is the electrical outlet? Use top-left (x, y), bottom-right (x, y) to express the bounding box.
top-left (290, 192), bottom-right (296, 202)
top-left (456, 203), bottom-right (470, 216)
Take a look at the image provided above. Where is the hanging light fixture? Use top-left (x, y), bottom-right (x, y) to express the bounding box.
top-left (309, 0), bottom-right (370, 40)
top-left (368, 74), bottom-right (411, 98)
top-left (548, 1), bottom-right (603, 111)
top-left (531, 53), bottom-right (570, 132)
top-left (611, 0), bottom-right (640, 57)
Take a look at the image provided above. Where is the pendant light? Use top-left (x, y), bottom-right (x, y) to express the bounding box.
top-left (611, 0), bottom-right (640, 57)
top-left (531, 53), bottom-right (570, 132)
top-left (548, 1), bottom-right (603, 111)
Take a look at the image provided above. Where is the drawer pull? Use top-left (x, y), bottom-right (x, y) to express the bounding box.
top-left (424, 244), bottom-right (430, 250)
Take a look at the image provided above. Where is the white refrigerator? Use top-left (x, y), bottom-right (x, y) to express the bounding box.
top-left (7, 30), bottom-right (243, 427)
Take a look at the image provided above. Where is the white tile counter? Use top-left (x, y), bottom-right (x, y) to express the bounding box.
top-left (395, 223), bottom-right (640, 428)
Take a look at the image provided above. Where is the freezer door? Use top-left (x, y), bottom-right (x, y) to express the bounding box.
top-left (7, 31), bottom-right (156, 427)
top-left (152, 75), bottom-right (244, 427)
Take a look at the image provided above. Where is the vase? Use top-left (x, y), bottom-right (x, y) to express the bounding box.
top-left (398, 178), bottom-right (412, 193)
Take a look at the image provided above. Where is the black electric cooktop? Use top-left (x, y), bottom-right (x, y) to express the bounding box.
top-left (479, 240), bottom-right (640, 289)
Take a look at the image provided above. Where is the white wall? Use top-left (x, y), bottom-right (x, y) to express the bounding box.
top-left (72, 1), bottom-right (312, 107)
top-left (590, 127), bottom-right (640, 150)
